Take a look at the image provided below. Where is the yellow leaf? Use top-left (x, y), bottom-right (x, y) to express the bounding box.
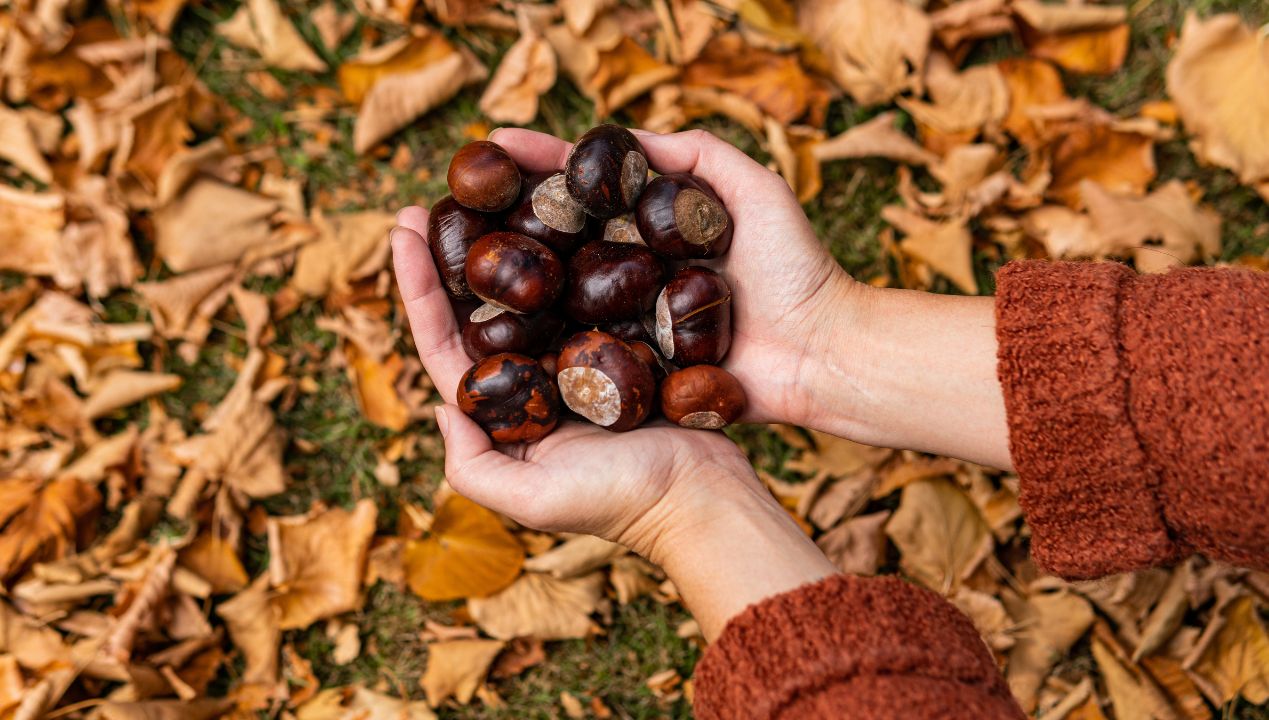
top-left (268, 500), bottom-right (378, 630)
top-left (1192, 595), bottom-right (1269, 704)
top-left (338, 34), bottom-right (458, 105)
top-left (405, 495), bottom-right (524, 601)
top-left (348, 345), bottom-right (411, 431)
top-left (419, 638), bottom-right (505, 707)
top-left (1166, 13), bottom-right (1269, 189)
top-left (178, 530), bottom-right (249, 595)
top-left (468, 572), bottom-right (604, 640)
top-left (885, 478), bottom-right (991, 593)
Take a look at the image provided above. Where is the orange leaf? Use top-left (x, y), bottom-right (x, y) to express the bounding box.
top-left (0, 477), bottom-right (100, 581)
top-left (405, 495), bottom-right (524, 601)
top-left (1024, 23), bottom-right (1130, 75)
top-left (998, 57), bottom-right (1067, 149)
top-left (681, 33), bottom-right (829, 126)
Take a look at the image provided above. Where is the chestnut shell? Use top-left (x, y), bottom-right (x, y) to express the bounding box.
top-left (457, 353), bottom-right (560, 443)
top-left (636, 173), bottom-right (733, 259)
top-left (462, 306), bottom-right (564, 361)
top-left (565, 125), bottom-right (649, 219)
top-left (427, 196), bottom-right (498, 299)
top-left (465, 232), bottom-right (565, 314)
top-left (659, 365), bottom-right (746, 429)
top-left (506, 172), bottom-right (595, 256)
top-left (655, 266), bottom-right (732, 366)
top-left (556, 330), bottom-right (656, 432)
top-left (564, 241), bottom-right (664, 324)
top-left (448, 141), bottom-right (521, 212)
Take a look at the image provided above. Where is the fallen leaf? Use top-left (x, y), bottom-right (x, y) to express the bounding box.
top-left (152, 179), bottom-right (279, 272)
top-left (815, 510), bottom-right (889, 576)
top-left (1166, 13), bottom-right (1269, 191)
top-left (899, 53), bottom-right (1008, 153)
top-left (1003, 585), bottom-right (1095, 712)
top-left (997, 57), bottom-right (1066, 148)
top-left (81, 369), bottom-right (181, 420)
top-left (296, 686), bottom-right (437, 720)
top-left (808, 472), bottom-right (877, 530)
top-left (782, 428), bottom-right (890, 478)
top-left (479, 27), bottom-right (557, 125)
top-left (97, 699), bottom-right (232, 720)
top-left (523, 535), bottom-right (624, 579)
top-left (468, 572), bottom-right (605, 640)
top-left (0, 106), bottom-right (53, 182)
top-left (1081, 180), bottom-right (1220, 273)
top-left (796, 0), bottom-right (930, 106)
top-left (814, 111), bottom-right (937, 167)
top-left (1048, 120), bottom-right (1155, 208)
top-left (1023, 23), bottom-right (1129, 76)
top-left (764, 119), bottom-right (823, 203)
top-left (328, 621), bottom-right (361, 666)
top-left (178, 530), bottom-right (248, 595)
top-left (419, 638), bottom-right (505, 707)
top-left (681, 33), bottom-right (828, 125)
top-left (405, 494), bottom-right (524, 601)
top-left (268, 500), bottom-right (378, 629)
top-left (553, 31), bottom-right (679, 117)
top-left (217, 0), bottom-right (327, 72)
top-left (216, 575), bottom-right (281, 686)
top-left (491, 637), bottom-right (546, 679)
top-left (135, 264), bottom-right (236, 351)
top-left (1190, 595), bottom-right (1269, 705)
top-left (0, 477), bottom-right (99, 582)
top-left (1021, 204), bottom-right (1104, 259)
top-left (609, 555), bottom-right (660, 604)
top-left (929, 0), bottom-right (1013, 51)
top-left (348, 345), bottom-right (411, 431)
top-left (0, 187), bottom-right (67, 281)
top-left (952, 587), bottom-right (1014, 651)
top-left (1091, 637), bottom-right (1152, 720)
top-left (886, 478), bottom-right (991, 593)
top-left (291, 210), bottom-right (395, 297)
top-left (882, 206), bottom-right (978, 295)
top-left (311, 0), bottom-right (355, 51)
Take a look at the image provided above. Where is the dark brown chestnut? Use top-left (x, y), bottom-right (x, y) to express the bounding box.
top-left (465, 232), bottom-right (564, 314)
top-left (457, 353), bottom-right (560, 443)
top-left (655, 266), bottom-right (732, 366)
top-left (601, 318), bottom-right (654, 346)
top-left (625, 340), bottom-right (667, 382)
top-left (557, 330), bottom-right (656, 432)
top-left (462, 304), bottom-right (564, 361)
top-left (636, 173), bottom-right (733, 259)
top-left (426, 196), bottom-right (499, 299)
top-left (660, 365), bottom-right (746, 429)
top-left (602, 213), bottom-right (645, 245)
top-left (506, 172), bottom-right (595, 256)
top-left (448, 141), bottom-right (521, 212)
top-left (564, 241), bottom-right (664, 324)
top-left (564, 125), bottom-right (648, 219)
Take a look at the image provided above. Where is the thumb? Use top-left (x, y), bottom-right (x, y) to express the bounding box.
top-left (436, 404), bottom-right (493, 477)
top-left (434, 404), bottom-right (532, 513)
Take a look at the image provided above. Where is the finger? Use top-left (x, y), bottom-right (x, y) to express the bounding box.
top-left (631, 129), bottom-right (785, 207)
top-left (488, 128), bottom-right (573, 173)
top-left (390, 225), bottom-right (470, 401)
top-left (437, 405), bottom-right (541, 514)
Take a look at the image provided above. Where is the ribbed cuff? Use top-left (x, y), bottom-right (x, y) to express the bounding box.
top-left (995, 260), bottom-right (1179, 578)
top-left (693, 575), bottom-right (1017, 720)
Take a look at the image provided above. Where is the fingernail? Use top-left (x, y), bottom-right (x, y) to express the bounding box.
top-left (629, 128), bottom-right (656, 136)
top-left (487, 126), bottom-right (505, 140)
top-left (435, 406), bottom-right (450, 437)
top-left (389, 226), bottom-right (410, 245)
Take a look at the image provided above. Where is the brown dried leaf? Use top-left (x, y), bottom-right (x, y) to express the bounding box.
top-left (0, 477), bottom-right (99, 582)
top-left (898, 52), bottom-right (1007, 148)
top-left (268, 500), bottom-right (378, 630)
top-left (479, 28), bottom-right (557, 125)
top-left (291, 210), bottom-right (395, 297)
top-left (882, 206), bottom-right (978, 295)
top-left (523, 535), bottom-right (624, 579)
top-left (1082, 180), bottom-right (1221, 273)
top-left (405, 495), bottom-right (524, 601)
top-left (217, 0), bottom-right (327, 72)
top-left (1190, 595), bottom-right (1269, 705)
top-left (886, 478), bottom-right (990, 593)
top-left (1003, 585), bottom-right (1095, 712)
top-left (681, 33), bottom-right (828, 125)
top-left (998, 57), bottom-right (1067, 149)
top-left (468, 572), bottom-right (605, 640)
top-left (0, 106), bottom-right (52, 183)
top-left (82, 370), bottom-right (182, 420)
top-left (814, 112), bottom-right (937, 167)
top-left (178, 530), bottom-right (248, 595)
top-left (296, 686), bottom-right (437, 720)
top-left (312, 0), bottom-right (355, 51)
top-left (1091, 636), bottom-right (1153, 720)
top-left (796, 0), bottom-right (929, 106)
top-left (97, 699), bottom-right (232, 720)
top-left (1048, 122), bottom-right (1155, 208)
top-left (0, 187), bottom-right (66, 280)
top-left (951, 587), bottom-right (1014, 651)
top-left (491, 637), bottom-right (546, 679)
top-left (609, 555), bottom-right (659, 605)
top-left (1011, 0), bottom-right (1125, 34)
top-left (153, 179), bottom-right (279, 272)
top-left (783, 429), bottom-right (890, 478)
top-left (815, 510), bottom-right (889, 576)
top-left (216, 575), bottom-right (280, 686)
top-left (420, 638), bottom-right (505, 707)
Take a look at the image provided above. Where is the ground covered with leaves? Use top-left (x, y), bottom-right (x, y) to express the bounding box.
top-left (2, 0), bottom-right (1268, 718)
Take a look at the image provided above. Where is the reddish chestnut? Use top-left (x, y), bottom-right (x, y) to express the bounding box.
top-left (448, 141), bottom-right (521, 212)
top-left (601, 318), bottom-right (654, 346)
top-left (625, 340), bottom-right (667, 382)
top-left (426, 196), bottom-right (498, 299)
top-left (565, 125), bottom-right (648, 219)
top-left (462, 304), bottom-right (564, 361)
top-left (557, 331), bottom-right (656, 432)
top-left (457, 353), bottom-right (560, 443)
top-left (506, 172), bottom-right (594, 256)
top-left (636, 173), bottom-right (733, 258)
top-left (660, 365), bottom-right (746, 429)
top-left (655, 266), bottom-right (732, 366)
top-left (564, 241), bottom-right (664, 324)
top-left (465, 232), bottom-right (564, 314)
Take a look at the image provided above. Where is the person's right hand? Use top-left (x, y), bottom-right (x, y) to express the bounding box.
top-left (489, 127), bottom-right (859, 429)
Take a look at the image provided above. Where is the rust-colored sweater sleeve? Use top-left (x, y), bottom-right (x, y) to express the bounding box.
top-left (694, 575), bottom-right (1024, 720)
top-left (995, 260), bottom-right (1269, 579)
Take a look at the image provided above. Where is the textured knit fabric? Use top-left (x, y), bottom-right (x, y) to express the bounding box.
top-left (996, 261), bottom-right (1269, 578)
top-left (694, 261), bottom-right (1269, 719)
top-left (694, 575), bottom-right (1024, 720)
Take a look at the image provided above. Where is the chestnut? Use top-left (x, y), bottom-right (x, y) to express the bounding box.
top-left (636, 173), bottom-right (733, 259)
top-left (538, 352), bottom-right (559, 377)
top-left (660, 365), bottom-right (746, 429)
top-left (465, 232), bottom-right (564, 314)
top-left (564, 241), bottom-right (664, 324)
top-left (426, 196), bottom-right (499, 299)
top-left (557, 330), bottom-right (656, 432)
top-left (625, 340), bottom-right (667, 382)
top-left (602, 213), bottom-right (645, 245)
top-left (564, 125), bottom-right (648, 219)
top-left (448, 141), bottom-right (521, 212)
top-left (462, 304), bottom-right (564, 360)
top-left (655, 266), bottom-right (732, 366)
top-left (601, 318), bottom-right (654, 346)
top-left (506, 172), bottom-right (595, 256)
top-left (457, 353), bottom-right (560, 443)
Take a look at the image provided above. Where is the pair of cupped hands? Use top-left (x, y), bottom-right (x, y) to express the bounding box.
top-left (392, 128), bottom-right (854, 561)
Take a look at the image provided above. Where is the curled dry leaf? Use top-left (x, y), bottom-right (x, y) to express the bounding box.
top-left (951, 587), bottom-right (1014, 652)
top-left (153, 179), bottom-right (280, 273)
top-left (1003, 586), bottom-right (1095, 712)
top-left (898, 53), bottom-right (1008, 154)
top-left (177, 530), bottom-right (248, 595)
top-left (547, 25), bottom-right (678, 117)
top-left (267, 500), bottom-right (378, 630)
top-left (479, 28), bottom-right (557, 125)
top-left (468, 572), bottom-right (605, 640)
top-left (419, 638), bottom-right (506, 708)
top-left (1012, 0), bottom-right (1129, 75)
top-left (1166, 13), bottom-right (1269, 191)
top-left (814, 112), bottom-right (937, 167)
top-left (82, 370), bottom-right (182, 420)
top-left (885, 478), bottom-right (991, 593)
top-left (296, 686), bottom-right (437, 720)
top-left (136, 263), bottom-right (236, 349)
top-left (1189, 595), bottom-right (1269, 705)
top-left (291, 210), bottom-right (395, 297)
top-left (1011, 0), bottom-right (1126, 35)
top-left (0, 477), bottom-right (100, 582)
top-left (0, 105), bottom-right (53, 182)
top-left (216, 575), bottom-right (280, 686)
top-left (782, 428), bottom-right (890, 479)
top-left (405, 494), bottom-right (524, 601)
top-left (929, 0), bottom-right (1013, 51)
top-left (764, 119), bottom-right (823, 203)
top-left (524, 535), bottom-right (625, 579)
top-left (681, 33), bottom-right (830, 126)
top-left (815, 510), bottom-right (889, 576)
top-left (217, 0), bottom-right (326, 72)
top-left (882, 206), bottom-right (978, 295)
top-left (1048, 120), bottom-right (1155, 208)
top-left (1080, 180), bottom-right (1221, 274)
top-left (997, 57), bottom-right (1066, 149)
top-left (796, 0), bottom-right (930, 106)
top-left (609, 555), bottom-right (660, 605)
top-left (0, 187), bottom-right (66, 281)
top-left (1090, 637), bottom-right (1154, 720)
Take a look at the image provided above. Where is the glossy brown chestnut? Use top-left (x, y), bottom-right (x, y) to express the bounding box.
top-left (427, 196), bottom-right (498, 299)
top-left (465, 232), bottom-right (564, 314)
top-left (506, 172), bottom-right (594, 256)
top-left (601, 318), bottom-right (654, 346)
top-left (655, 266), bottom-right (732, 366)
top-left (659, 365), bottom-right (746, 429)
top-left (625, 340), bottom-right (667, 381)
top-left (564, 241), bottom-right (664, 324)
top-left (564, 125), bottom-right (648, 219)
top-left (636, 173), bottom-right (733, 259)
top-left (538, 352), bottom-right (558, 377)
top-left (556, 330), bottom-right (656, 432)
top-left (448, 141), bottom-right (521, 212)
top-left (461, 304), bottom-right (564, 361)
top-left (457, 353), bottom-right (560, 443)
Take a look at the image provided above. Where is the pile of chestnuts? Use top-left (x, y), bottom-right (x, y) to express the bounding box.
top-left (429, 125), bottom-right (746, 444)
